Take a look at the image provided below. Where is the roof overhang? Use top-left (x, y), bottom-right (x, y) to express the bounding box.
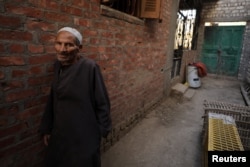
top-left (179, 0), bottom-right (219, 10)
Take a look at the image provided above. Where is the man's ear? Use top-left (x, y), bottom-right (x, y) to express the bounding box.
top-left (76, 45), bottom-right (82, 52)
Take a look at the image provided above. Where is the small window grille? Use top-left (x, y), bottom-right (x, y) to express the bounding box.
top-left (101, 0), bottom-right (140, 17)
top-left (101, 0), bottom-right (162, 19)
top-left (174, 9), bottom-right (197, 50)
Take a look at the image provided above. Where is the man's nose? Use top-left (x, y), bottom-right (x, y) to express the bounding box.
top-left (59, 44), bottom-right (67, 52)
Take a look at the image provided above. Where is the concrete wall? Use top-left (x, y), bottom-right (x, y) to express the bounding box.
top-left (241, 21), bottom-right (250, 83)
top-left (198, 0), bottom-right (250, 80)
top-left (0, 0), bottom-right (177, 166)
top-left (165, 0), bottom-right (181, 94)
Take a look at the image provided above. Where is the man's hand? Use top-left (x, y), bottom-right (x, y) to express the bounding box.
top-left (43, 134), bottom-right (51, 146)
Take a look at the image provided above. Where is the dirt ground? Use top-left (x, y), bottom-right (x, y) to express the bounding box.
top-left (101, 75), bottom-right (245, 167)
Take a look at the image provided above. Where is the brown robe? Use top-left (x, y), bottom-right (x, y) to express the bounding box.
top-left (39, 57), bottom-right (111, 167)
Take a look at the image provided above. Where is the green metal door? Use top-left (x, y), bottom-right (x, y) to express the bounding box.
top-left (201, 26), bottom-right (244, 76)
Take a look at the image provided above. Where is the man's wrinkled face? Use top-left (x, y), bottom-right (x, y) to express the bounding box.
top-left (54, 31), bottom-right (80, 66)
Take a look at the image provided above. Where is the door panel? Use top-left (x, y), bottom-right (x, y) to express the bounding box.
top-left (202, 26), bottom-right (244, 76)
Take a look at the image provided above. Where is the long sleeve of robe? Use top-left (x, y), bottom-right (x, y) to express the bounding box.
top-left (39, 57), bottom-right (112, 167)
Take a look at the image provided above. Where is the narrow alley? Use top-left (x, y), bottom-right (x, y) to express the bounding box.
top-left (1, 1), bottom-right (250, 166)
top-left (101, 75), bottom-right (245, 167)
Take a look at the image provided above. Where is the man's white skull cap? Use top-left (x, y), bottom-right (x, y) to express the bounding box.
top-left (58, 27), bottom-right (82, 45)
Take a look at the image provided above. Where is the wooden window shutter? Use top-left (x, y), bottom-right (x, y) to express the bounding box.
top-left (101, 0), bottom-right (111, 2)
top-left (140, 0), bottom-right (162, 19)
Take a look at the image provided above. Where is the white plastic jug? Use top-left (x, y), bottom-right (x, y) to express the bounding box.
top-left (187, 65), bottom-right (201, 88)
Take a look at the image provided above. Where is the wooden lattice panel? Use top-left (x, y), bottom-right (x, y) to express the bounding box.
top-left (204, 100), bottom-right (250, 113)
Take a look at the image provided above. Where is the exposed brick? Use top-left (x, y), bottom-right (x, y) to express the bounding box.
top-left (91, 21), bottom-right (109, 30)
top-left (33, 117), bottom-right (43, 130)
top-left (26, 20), bottom-right (57, 32)
top-left (5, 89), bottom-right (38, 102)
top-left (44, 11), bottom-right (71, 23)
top-left (82, 46), bottom-right (105, 53)
top-left (19, 128), bottom-right (37, 141)
top-left (41, 86), bottom-right (51, 95)
top-left (28, 76), bottom-right (53, 86)
top-left (83, 11), bottom-right (99, 19)
top-left (24, 96), bottom-right (47, 109)
top-left (101, 31), bottom-right (114, 38)
top-left (44, 0), bottom-right (60, 10)
top-left (47, 64), bottom-right (55, 73)
top-left (90, 0), bottom-right (100, 3)
top-left (0, 137), bottom-right (15, 150)
top-left (29, 65), bottom-right (44, 75)
top-left (30, 0), bottom-right (60, 10)
top-left (5, 4), bottom-right (44, 19)
top-left (89, 38), bottom-right (101, 45)
top-left (115, 33), bottom-right (126, 40)
top-left (0, 123), bottom-right (25, 138)
top-left (9, 43), bottom-right (25, 53)
top-left (0, 0), bottom-right (176, 166)
top-left (10, 141), bottom-right (43, 167)
top-left (0, 137), bottom-right (33, 158)
top-left (77, 18), bottom-right (91, 27)
top-left (0, 105), bottom-right (19, 116)
top-left (0, 43), bottom-right (5, 52)
top-left (83, 29), bottom-right (98, 36)
top-left (29, 54), bottom-right (55, 64)
top-left (28, 44), bottom-right (44, 54)
top-left (0, 15), bottom-right (22, 28)
top-left (0, 118), bottom-right (8, 127)
top-left (0, 57), bottom-right (25, 66)
top-left (90, 3), bottom-right (100, 12)
top-left (16, 143), bottom-right (44, 167)
top-left (18, 107), bottom-right (43, 121)
top-left (72, 0), bottom-right (90, 8)
top-left (0, 31), bottom-right (32, 41)
top-left (61, 5), bottom-right (83, 16)
top-left (87, 53), bottom-right (99, 60)
top-left (12, 70), bottom-right (27, 78)
top-left (39, 33), bottom-right (55, 44)
top-left (44, 45), bottom-right (55, 53)
top-left (1, 80), bottom-right (24, 91)
top-left (0, 71), bottom-right (4, 79)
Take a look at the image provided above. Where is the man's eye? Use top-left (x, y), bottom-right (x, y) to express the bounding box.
top-left (66, 43), bottom-right (74, 47)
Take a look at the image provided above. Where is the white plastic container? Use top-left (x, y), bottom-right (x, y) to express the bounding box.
top-left (187, 65), bottom-right (201, 88)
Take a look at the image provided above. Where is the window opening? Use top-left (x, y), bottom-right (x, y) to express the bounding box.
top-left (171, 9), bottom-right (196, 79)
top-left (101, 0), bottom-right (162, 19)
top-left (101, 0), bottom-right (139, 17)
top-left (174, 9), bottom-right (196, 50)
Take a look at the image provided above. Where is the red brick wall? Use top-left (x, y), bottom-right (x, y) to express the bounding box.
top-left (0, 0), bottom-right (173, 166)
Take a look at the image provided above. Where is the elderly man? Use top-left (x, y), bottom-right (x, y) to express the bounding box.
top-left (39, 27), bottom-right (112, 167)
